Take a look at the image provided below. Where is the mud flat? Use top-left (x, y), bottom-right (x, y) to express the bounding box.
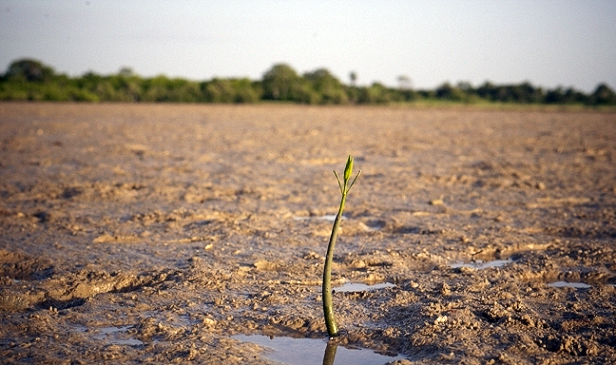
top-left (1, 102), bottom-right (615, 364)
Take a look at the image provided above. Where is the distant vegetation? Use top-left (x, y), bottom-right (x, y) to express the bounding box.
top-left (1, 58), bottom-right (615, 106)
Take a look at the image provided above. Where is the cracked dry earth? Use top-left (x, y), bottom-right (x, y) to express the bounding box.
top-left (1, 103), bottom-right (615, 364)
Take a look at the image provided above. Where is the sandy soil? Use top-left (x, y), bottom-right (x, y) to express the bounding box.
top-left (1, 103), bottom-right (615, 364)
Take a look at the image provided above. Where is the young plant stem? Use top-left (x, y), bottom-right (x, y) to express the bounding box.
top-left (322, 193), bottom-right (346, 337)
top-left (322, 156), bottom-right (360, 338)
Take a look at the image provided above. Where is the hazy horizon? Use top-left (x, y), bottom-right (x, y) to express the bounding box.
top-left (1, 0), bottom-right (615, 93)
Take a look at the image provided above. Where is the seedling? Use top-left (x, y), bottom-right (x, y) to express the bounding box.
top-left (322, 155), bottom-right (361, 337)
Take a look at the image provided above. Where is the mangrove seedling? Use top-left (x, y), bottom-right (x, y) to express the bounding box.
top-left (322, 155), bottom-right (361, 337)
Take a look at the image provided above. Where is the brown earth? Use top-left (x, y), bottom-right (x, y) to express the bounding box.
top-left (0, 102), bottom-right (615, 364)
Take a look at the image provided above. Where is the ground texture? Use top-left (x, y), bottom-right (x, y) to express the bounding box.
top-left (1, 103), bottom-right (615, 364)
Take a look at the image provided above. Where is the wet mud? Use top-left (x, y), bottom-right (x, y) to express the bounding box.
top-left (1, 103), bottom-right (615, 364)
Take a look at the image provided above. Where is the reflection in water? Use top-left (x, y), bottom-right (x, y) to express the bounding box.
top-left (233, 334), bottom-right (403, 365)
top-left (334, 282), bottom-right (396, 293)
top-left (450, 258), bottom-right (513, 270)
top-left (96, 326), bottom-right (143, 346)
top-left (71, 324), bottom-right (143, 346)
top-left (547, 281), bottom-right (592, 288)
top-left (322, 342), bottom-right (337, 365)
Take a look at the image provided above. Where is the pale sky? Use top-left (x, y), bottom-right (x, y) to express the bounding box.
top-left (1, 0), bottom-right (615, 92)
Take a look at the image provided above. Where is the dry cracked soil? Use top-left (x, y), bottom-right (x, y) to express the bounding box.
top-left (1, 103), bottom-right (615, 364)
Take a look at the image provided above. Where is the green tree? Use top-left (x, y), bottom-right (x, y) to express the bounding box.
top-left (202, 78), bottom-right (236, 103)
top-left (563, 87), bottom-right (588, 104)
top-left (141, 76), bottom-right (202, 102)
top-left (476, 81), bottom-right (497, 101)
top-left (261, 63), bottom-right (303, 101)
top-left (303, 68), bottom-right (348, 104)
top-left (3, 59), bottom-right (55, 82)
top-left (514, 82), bottom-right (543, 103)
top-left (591, 83), bottom-right (616, 105)
top-left (545, 87), bottom-right (566, 104)
top-left (108, 71), bottom-right (142, 102)
top-left (435, 82), bottom-right (466, 101)
top-left (230, 78), bottom-right (261, 103)
top-left (357, 83), bottom-right (392, 104)
top-left (142, 75), bottom-right (171, 102)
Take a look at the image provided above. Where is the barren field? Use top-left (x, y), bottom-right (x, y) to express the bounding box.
top-left (1, 103), bottom-right (615, 364)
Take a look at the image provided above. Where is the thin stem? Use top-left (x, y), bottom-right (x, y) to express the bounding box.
top-left (333, 171), bottom-right (344, 194)
top-left (322, 192), bottom-right (346, 337)
top-left (322, 155), bottom-right (360, 338)
top-left (347, 170), bottom-right (361, 193)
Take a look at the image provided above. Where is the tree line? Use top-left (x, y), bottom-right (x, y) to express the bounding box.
top-left (1, 59), bottom-right (615, 106)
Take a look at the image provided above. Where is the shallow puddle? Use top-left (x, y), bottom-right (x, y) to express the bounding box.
top-left (94, 326), bottom-right (143, 346)
top-left (334, 282), bottom-right (396, 293)
top-left (73, 324), bottom-right (143, 346)
top-left (450, 258), bottom-right (513, 270)
top-left (547, 281), bottom-right (592, 289)
top-left (233, 334), bottom-right (404, 365)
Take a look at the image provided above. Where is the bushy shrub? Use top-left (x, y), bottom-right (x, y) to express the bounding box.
top-left (1, 58), bottom-right (613, 106)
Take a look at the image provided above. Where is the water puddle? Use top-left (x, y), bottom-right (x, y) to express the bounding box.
top-left (450, 258), bottom-right (513, 270)
top-left (94, 325), bottom-right (143, 346)
top-left (233, 334), bottom-right (404, 365)
top-left (73, 324), bottom-right (143, 346)
top-left (547, 281), bottom-right (592, 289)
top-left (334, 282), bottom-right (396, 293)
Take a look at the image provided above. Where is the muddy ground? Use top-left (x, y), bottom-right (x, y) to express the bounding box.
top-left (1, 103), bottom-right (615, 364)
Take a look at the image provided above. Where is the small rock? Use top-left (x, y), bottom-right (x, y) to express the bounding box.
top-left (202, 318), bottom-right (216, 327)
top-left (440, 283), bottom-right (451, 295)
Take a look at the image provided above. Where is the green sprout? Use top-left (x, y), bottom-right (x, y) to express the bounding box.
top-left (322, 155), bottom-right (361, 337)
